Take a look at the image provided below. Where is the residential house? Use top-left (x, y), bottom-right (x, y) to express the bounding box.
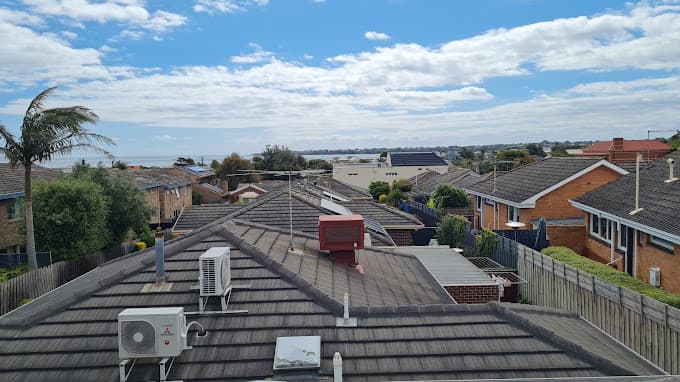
top-left (409, 167), bottom-right (488, 198)
top-left (0, 215), bottom-right (665, 380)
top-left (0, 163), bottom-right (61, 253)
top-left (333, 151), bottom-right (448, 189)
top-left (229, 183), bottom-right (269, 204)
top-left (578, 138), bottom-right (672, 168)
top-left (303, 177), bottom-right (373, 201)
top-left (465, 158), bottom-right (627, 253)
top-left (113, 168), bottom-right (193, 227)
top-left (571, 151), bottom-right (680, 294)
top-left (173, 165), bottom-right (228, 204)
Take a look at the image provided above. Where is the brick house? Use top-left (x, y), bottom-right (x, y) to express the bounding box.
top-left (465, 158), bottom-right (627, 253)
top-left (578, 137), bottom-right (672, 167)
top-left (0, 163), bottom-right (61, 253)
top-left (571, 152), bottom-right (680, 294)
top-left (112, 168), bottom-right (193, 227)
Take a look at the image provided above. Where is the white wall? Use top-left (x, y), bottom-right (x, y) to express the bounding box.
top-left (333, 164), bottom-right (448, 189)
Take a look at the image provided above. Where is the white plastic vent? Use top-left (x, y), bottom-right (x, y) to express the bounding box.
top-left (649, 267), bottom-right (661, 287)
top-left (118, 307), bottom-right (187, 359)
top-left (199, 247), bottom-right (231, 297)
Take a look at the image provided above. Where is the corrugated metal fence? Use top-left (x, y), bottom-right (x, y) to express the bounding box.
top-left (517, 244), bottom-right (680, 374)
top-left (464, 231), bottom-right (519, 269)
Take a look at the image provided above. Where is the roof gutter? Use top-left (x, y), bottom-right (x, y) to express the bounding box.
top-left (464, 190), bottom-right (534, 209)
top-left (570, 199), bottom-right (680, 245)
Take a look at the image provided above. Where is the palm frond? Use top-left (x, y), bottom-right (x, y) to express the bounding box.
top-left (0, 124), bottom-right (23, 165)
top-left (25, 87), bottom-right (56, 116)
top-left (49, 143), bottom-right (114, 160)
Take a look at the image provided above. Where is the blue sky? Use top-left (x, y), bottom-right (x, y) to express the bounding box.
top-left (1, 0), bottom-right (680, 160)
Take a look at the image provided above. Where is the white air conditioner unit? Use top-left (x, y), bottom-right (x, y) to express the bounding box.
top-left (199, 247), bottom-right (231, 297)
top-left (118, 307), bottom-right (187, 359)
top-left (649, 267), bottom-right (661, 287)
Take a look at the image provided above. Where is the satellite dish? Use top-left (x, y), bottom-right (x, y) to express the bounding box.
top-left (506, 221), bottom-right (526, 229)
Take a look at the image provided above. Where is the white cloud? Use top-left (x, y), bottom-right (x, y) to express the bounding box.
top-left (0, 7), bottom-right (45, 27)
top-left (231, 43), bottom-right (275, 64)
top-left (365, 31), bottom-right (391, 41)
top-left (19, 0), bottom-right (186, 36)
top-left (193, 0), bottom-right (268, 14)
top-left (60, 30), bottom-right (78, 39)
top-left (153, 135), bottom-right (177, 141)
top-left (303, 53), bottom-right (314, 60)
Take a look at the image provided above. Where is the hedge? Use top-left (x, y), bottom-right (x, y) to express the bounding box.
top-left (542, 246), bottom-right (680, 308)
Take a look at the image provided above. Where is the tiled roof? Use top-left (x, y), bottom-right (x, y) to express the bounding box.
top-left (306, 178), bottom-right (372, 200)
top-left (0, 163), bottom-right (61, 197)
top-left (465, 158), bottom-right (619, 204)
top-left (195, 182), bottom-right (227, 195)
top-left (175, 165), bottom-right (215, 178)
top-left (173, 204), bottom-right (244, 231)
top-left (0, 217), bottom-right (663, 381)
top-left (236, 180), bottom-right (288, 192)
top-left (573, 151), bottom-right (680, 239)
top-left (389, 152), bottom-right (447, 167)
top-left (583, 139), bottom-right (671, 154)
top-left (339, 200), bottom-right (423, 228)
top-left (111, 168), bottom-right (193, 190)
top-left (411, 167), bottom-right (488, 195)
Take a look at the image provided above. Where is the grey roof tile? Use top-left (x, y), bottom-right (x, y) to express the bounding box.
top-left (0, 215), bottom-right (664, 381)
top-left (466, 158), bottom-right (612, 204)
top-left (0, 163), bottom-right (61, 197)
top-left (389, 152), bottom-right (447, 167)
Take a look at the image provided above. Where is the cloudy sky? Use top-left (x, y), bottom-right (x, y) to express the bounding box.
top-left (1, 0), bottom-right (680, 159)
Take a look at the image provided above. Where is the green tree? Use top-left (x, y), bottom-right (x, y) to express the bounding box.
top-left (176, 157), bottom-right (195, 165)
top-left (32, 178), bottom-right (110, 261)
top-left (437, 214), bottom-right (468, 248)
top-left (0, 87), bottom-right (113, 270)
top-left (476, 228), bottom-right (498, 257)
top-left (368, 181), bottom-right (390, 200)
top-left (215, 153), bottom-right (260, 190)
top-left (257, 144), bottom-right (306, 172)
top-left (392, 178), bottom-right (413, 192)
top-left (73, 163), bottom-right (151, 246)
top-left (431, 184), bottom-right (469, 209)
top-left (192, 191), bottom-right (204, 205)
top-left (307, 159), bottom-right (332, 171)
top-left (496, 149), bottom-right (528, 161)
top-left (526, 143), bottom-right (546, 157)
top-left (386, 188), bottom-right (405, 206)
top-left (459, 147), bottom-right (475, 160)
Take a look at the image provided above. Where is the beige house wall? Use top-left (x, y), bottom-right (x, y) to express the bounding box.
top-left (0, 199), bottom-right (23, 252)
top-left (333, 164), bottom-right (448, 189)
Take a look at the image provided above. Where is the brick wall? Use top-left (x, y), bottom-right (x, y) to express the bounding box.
top-left (0, 199), bottom-right (23, 251)
top-left (477, 166), bottom-right (623, 231)
top-left (144, 188), bottom-right (161, 225)
top-left (547, 225), bottom-right (586, 254)
top-left (635, 232), bottom-right (680, 294)
top-left (386, 229), bottom-right (413, 246)
top-left (582, 215), bottom-right (625, 272)
top-left (444, 284), bottom-right (500, 304)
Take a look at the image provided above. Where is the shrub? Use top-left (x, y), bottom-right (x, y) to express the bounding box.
top-left (476, 228), bottom-right (498, 257)
top-left (386, 188), bottom-right (404, 206)
top-left (437, 214), bottom-right (468, 248)
top-left (0, 265), bottom-right (29, 282)
top-left (542, 246), bottom-right (680, 308)
top-left (139, 228), bottom-right (156, 248)
top-left (134, 241), bottom-right (147, 252)
top-left (192, 191), bottom-right (204, 205)
top-left (431, 184), bottom-right (469, 209)
top-left (392, 178), bottom-right (413, 192)
top-left (368, 181), bottom-right (390, 200)
top-left (378, 194), bottom-right (387, 203)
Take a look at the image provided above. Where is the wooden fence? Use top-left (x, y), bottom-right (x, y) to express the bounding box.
top-left (517, 245), bottom-right (680, 374)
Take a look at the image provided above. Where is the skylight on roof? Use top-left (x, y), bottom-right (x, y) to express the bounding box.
top-left (273, 336), bottom-right (321, 371)
top-left (187, 166), bottom-right (206, 172)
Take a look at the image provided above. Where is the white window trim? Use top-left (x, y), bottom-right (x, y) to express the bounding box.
top-left (650, 235), bottom-right (675, 252)
top-left (476, 196), bottom-right (482, 211)
top-left (589, 213), bottom-right (612, 244)
top-left (508, 206), bottom-right (519, 222)
top-left (618, 223), bottom-right (628, 251)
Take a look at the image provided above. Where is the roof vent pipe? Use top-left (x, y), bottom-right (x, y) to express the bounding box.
top-left (155, 231), bottom-right (165, 284)
top-left (630, 153), bottom-right (644, 215)
top-left (333, 352), bottom-right (343, 382)
top-left (665, 158), bottom-right (678, 183)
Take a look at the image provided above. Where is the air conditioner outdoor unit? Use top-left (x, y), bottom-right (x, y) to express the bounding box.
top-left (649, 267), bottom-right (661, 287)
top-left (118, 307), bottom-right (187, 359)
top-left (199, 247), bottom-right (231, 297)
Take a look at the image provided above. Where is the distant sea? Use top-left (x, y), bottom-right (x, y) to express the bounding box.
top-left (37, 153), bottom-right (380, 169)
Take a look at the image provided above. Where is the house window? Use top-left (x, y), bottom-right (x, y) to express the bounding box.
top-left (7, 199), bottom-right (20, 220)
top-left (476, 196), bottom-right (482, 211)
top-left (618, 223), bottom-right (628, 251)
top-left (485, 198), bottom-right (495, 206)
top-left (507, 206), bottom-right (519, 222)
top-left (589, 213), bottom-right (612, 243)
top-left (649, 235), bottom-right (675, 253)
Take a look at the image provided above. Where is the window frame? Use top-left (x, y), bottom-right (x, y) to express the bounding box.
top-left (476, 196), bottom-right (482, 211)
top-left (618, 223), bottom-right (628, 251)
top-left (649, 235), bottom-right (675, 253)
top-left (589, 213), bottom-right (612, 244)
top-left (507, 205), bottom-right (519, 223)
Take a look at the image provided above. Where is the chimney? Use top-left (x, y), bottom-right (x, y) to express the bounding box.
top-left (612, 137), bottom-right (624, 150)
top-left (221, 180), bottom-right (229, 193)
top-left (333, 352), bottom-right (343, 382)
top-left (155, 231), bottom-right (165, 283)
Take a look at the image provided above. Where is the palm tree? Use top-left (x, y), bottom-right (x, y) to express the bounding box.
top-left (0, 87), bottom-right (114, 270)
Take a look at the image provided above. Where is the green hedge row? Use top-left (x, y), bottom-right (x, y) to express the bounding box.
top-left (541, 246), bottom-right (680, 308)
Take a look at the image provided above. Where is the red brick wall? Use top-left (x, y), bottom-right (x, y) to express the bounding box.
top-left (635, 232), bottom-right (680, 294)
top-left (582, 216), bottom-right (625, 272)
top-left (444, 284), bottom-right (500, 304)
top-left (547, 225), bottom-right (586, 254)
top-left (387, 229), bottom-right (413, 246)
